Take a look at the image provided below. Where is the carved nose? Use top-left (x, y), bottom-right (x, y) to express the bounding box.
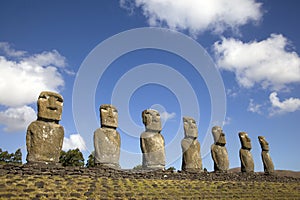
top-left (48, 96), bottom-right (57, 110)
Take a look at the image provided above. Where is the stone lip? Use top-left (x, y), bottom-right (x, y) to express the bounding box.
top-left (0, 164), bottom-right (299, 183)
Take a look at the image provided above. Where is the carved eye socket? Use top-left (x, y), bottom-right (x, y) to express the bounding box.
top-left (101, 108), bottom-right (108, 112)
top-left (56, 96), bottom-right (63, 103)
top-left (112, 109), bottom-right (118, 113)
top-left (39, 94), bottom-right (48, 99)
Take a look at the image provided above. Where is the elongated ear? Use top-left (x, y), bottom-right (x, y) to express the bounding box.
top-left (240, 150), bottom-right (246, 170)
top-left (142, 110), bottom-right (147, 125)
top-left (211, 146), bottom-right (218, 167)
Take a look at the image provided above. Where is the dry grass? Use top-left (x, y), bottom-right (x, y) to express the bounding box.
top-left (0, 174), bottom-right (299, 199)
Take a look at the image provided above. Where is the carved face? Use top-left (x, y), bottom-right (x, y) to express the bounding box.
top-left (212, 126), bottom-right (226, 145)
top-left (142, 109), bottom-right (162, 132)
top-left (258, 136), bottom-right (269, 151)
top-left (183, 117), bottom-right (198, 138)
top-left (239, 132), bottom-right (252, 150)
top-left (37, 91), bottom-right (63, 121)
top-left (212, 126), bottom-right (221, 143)
top-left (100, 104), bottom-right (118, 128)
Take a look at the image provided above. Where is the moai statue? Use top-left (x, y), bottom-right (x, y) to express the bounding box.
top-left (94, 104), bottom-right (121, 169)
top-left (26, 91), bottom-right (64, 164)
top-left (211, 126), bottom-right (229, 172)
top-left (258, 136), bottom-right (274, 174)
top-left (181, 117), bottom-right (202, 172)
top-left (239, 132), bottom-right (254, 173)
top-left (140, 109), bottom-right (165, 169)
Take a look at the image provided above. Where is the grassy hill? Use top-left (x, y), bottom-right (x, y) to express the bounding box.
top-left (0, 165), bottom-right (299, 199)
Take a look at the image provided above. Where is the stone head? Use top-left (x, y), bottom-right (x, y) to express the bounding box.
top-left (183, 117), bottom-right (198, 138)
top-left (212, 126), bottom-right (226, 145)
top-left (239, 132), bottom-right (252, 150)
top-left (258, 136), bottom-right (269, 151)
top-left (37, 91), bottom-right (63, 121)
top-left (100, 104), bottom-right (118, 128)
top-left (142, 109), bottom-right (162, 132)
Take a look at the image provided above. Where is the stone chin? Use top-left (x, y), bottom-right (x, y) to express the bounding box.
top-left (184, 130), bottom-right (198, 139)
top-left (216, 132), bottom-right (226, 145)
top-left (37, 108), bottom-right (62, 121)
top-left (145, 122), bottom-right (162, 132)
top-left (101, 120), bottom-right (118, 128)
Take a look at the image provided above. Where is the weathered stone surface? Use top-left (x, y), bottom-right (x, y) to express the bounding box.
top-left (26, 121), bottom-right (64, 163)
top-left (183, 117), bottom-right (198, 138)
top-left (37, 91), bottom-right (63, 122)
top-left (94, 128), bottom-right (120, 169)
top-left (140, 109), bottom-right (165, 169)
top-left (258, 136), bottom-right (274, 174)
top-left (211, 145), bottom-right (229, 172)
top-left (94, 104), bottom-right (120, 169)
top-left (26, 91), bottom-right (64, 164)
top-left (239, 132), bottom-right (254, 173)
top-left (1, 164), bottom-right (300, 182)
top-left (181, 117), bottom-right (202, 172)
top-left (211, 126), bottom-right (229, 172)
top-left (142, 109), bottom-right (162, 132)
top-left (100, 104), bottom-right (118, 128)
top-left (212, 126), bottom-right (226, 146)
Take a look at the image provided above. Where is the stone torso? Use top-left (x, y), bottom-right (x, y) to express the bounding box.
top-left (258, 136), bottom-right (274, 174)
top-left (140, 131), bottom-right (165, 169)
top-left (93, 104), bottom-right (121, 169)
top-left (211, 144), bottom-right (229, 172)
top-left (239, 148), bottom-right (254, 173)
top-left (211, 126), bottom-right (229, 172)
top-left (181, 138), bottom-right (202, 172)
top-left (94, 127), bottom-right (121, 169)
top-left (26, 120), bottom-right (64, 163)
top-left (261, 151), bottom-right (274, 174)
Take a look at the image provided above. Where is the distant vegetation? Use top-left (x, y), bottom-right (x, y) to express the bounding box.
top-left (59, 148), bottom-right (84, 167)
top-left (0, 148), bottom-right (22, 165)
top-left (132, 164), bottom-right (143, 170)
top-left (167, 166), bottom-right (176, 172)
top-left (86, 151), bottom-right (95, 168)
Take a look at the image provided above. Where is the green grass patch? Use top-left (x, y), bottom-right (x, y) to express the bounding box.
top-left (0, 174), bottom-right (299, 199)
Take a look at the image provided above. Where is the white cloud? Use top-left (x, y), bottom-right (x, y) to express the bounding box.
top-left (269, 92), bottom-right (300, 116)
top-left (0, 106), bottom-right (36, 132)
top-left (214, 34), bottom-right (300, 91)
top-left (120, 0), bottom-right (262, 35)
top-left (0, 42), bottom-right (70, 133)
top-left (0, 50), bottom-right (65, 107)
top-left (223, 116), bottom-right (232, 126)
top-left (248, 99), bottom-right (262, 114)
top-left (227, 88), bottom-right (238, 98)
top-left (160, 111), bottom-right (176, 122)
top-left (212, 116), bottom-right (231, 127)
top-left (24, 50), bottom-right (67, 68)
top-left (0, 42), bottom-right (26, 57)
top-left (63, 134), bottom-right (87, 151)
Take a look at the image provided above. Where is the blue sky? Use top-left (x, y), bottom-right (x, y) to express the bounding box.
top-left (0, 0), bottom-right (299, 171)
